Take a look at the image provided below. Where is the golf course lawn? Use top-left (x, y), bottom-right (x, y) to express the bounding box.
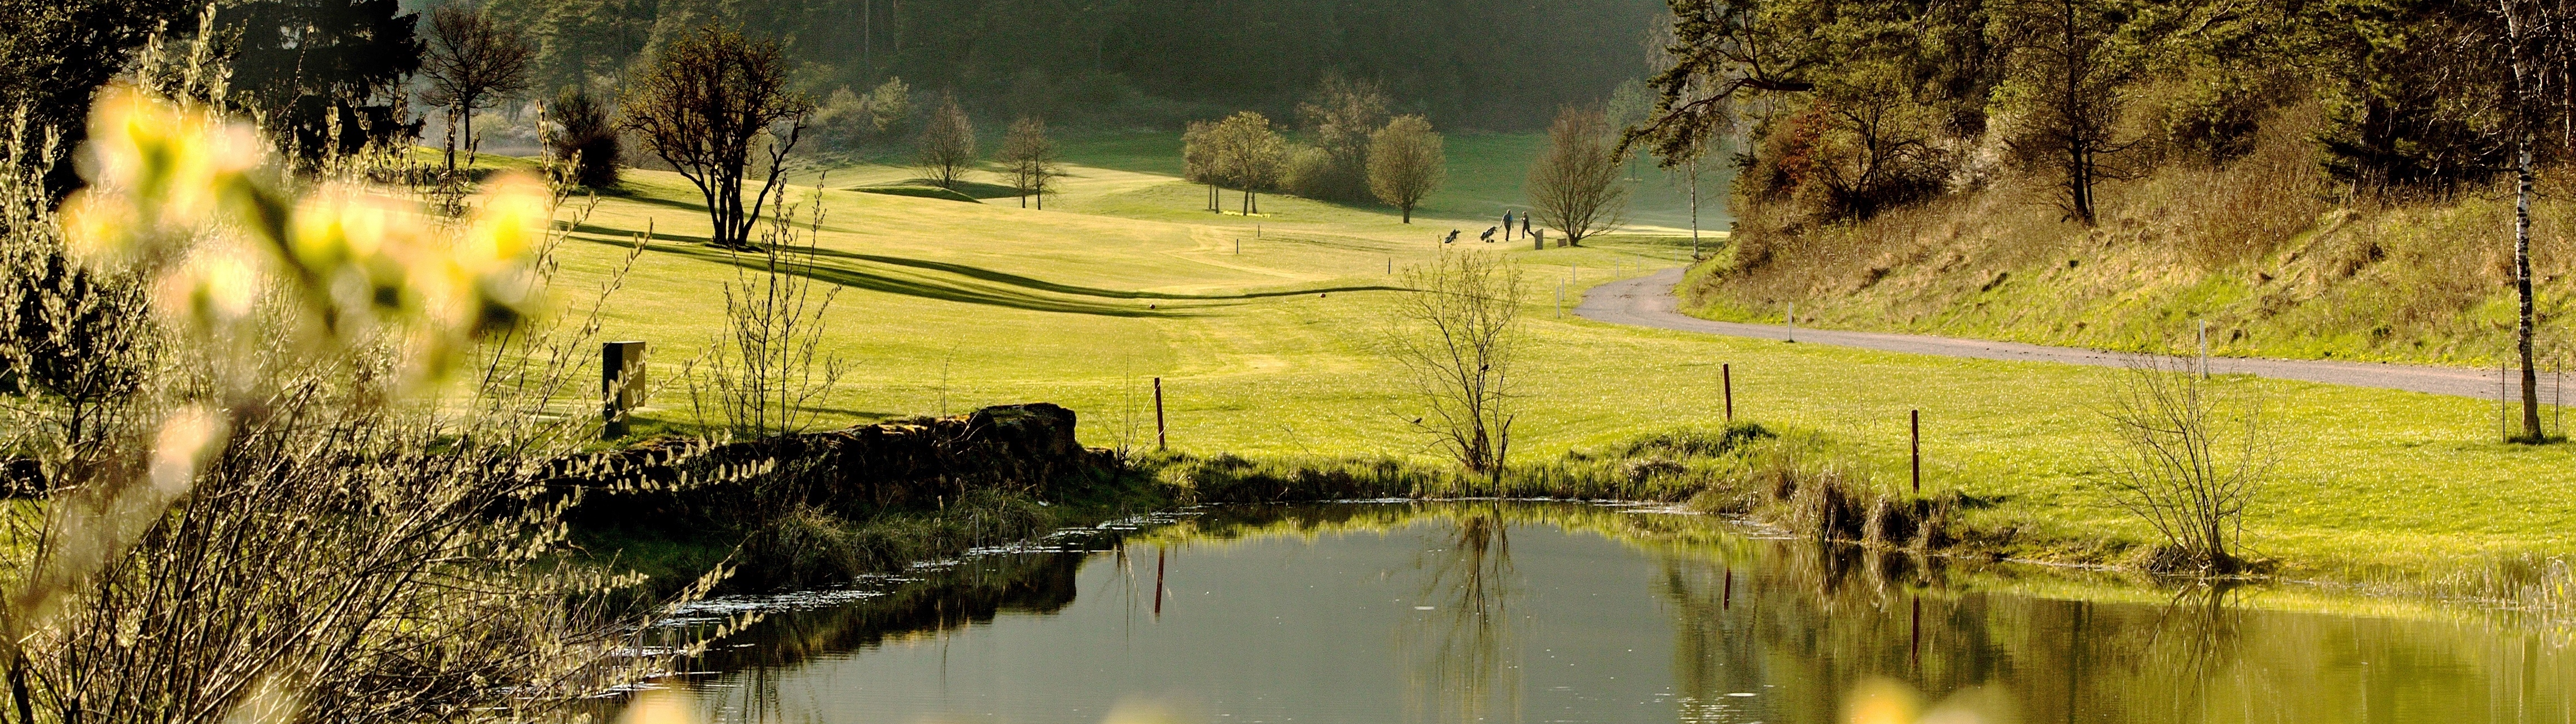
top-left (538, 133), bottom-right (2574, 586)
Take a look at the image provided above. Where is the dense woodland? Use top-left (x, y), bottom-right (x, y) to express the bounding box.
top-left (480, 0), bottom-right (1668, 130)
top-left (1627, 0), bottom-right (2576, 227)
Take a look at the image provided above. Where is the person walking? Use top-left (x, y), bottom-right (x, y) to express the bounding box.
top-left (1502, 210), bottom-right (1516, 241)
top-left (1521, 213), bottom-right (1532, 240)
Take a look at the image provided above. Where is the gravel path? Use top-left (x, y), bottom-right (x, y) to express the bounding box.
top-left (1576, 268), bottom-right (2553, 401)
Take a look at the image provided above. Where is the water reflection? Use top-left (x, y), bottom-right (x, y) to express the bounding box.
top-left (1410, 503), bottom-right (1523, 724)
top-left (652, 502), bottom-right (2575, 724)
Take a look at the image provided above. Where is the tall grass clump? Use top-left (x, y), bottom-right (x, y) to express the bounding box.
top-left (0, 34), bottom-right (732, 723)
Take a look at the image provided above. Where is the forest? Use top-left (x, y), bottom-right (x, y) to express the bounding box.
top-left (1627, 0), bottom-right (2574, 225)
top-left (480, 0), bottom-right (1669, 130)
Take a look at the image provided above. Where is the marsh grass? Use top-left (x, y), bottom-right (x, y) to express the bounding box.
top-left (1140, 422), bottom-right (1973, 554)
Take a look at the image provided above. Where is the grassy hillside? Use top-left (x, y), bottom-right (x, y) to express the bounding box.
top-left (1683, 110), bottom-right (2576, 370)
top-left (528, 134), bottom-right (2576, 590)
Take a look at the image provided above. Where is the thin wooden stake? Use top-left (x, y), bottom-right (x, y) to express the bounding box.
top-left (1154, 377), bottom-right (1167, 450)
top-left (1723, 363), bottom-right (1734, 423)
top-left (1911, 409), bottom-right (1921, 494)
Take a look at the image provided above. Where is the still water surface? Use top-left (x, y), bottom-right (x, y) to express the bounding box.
top-left (666, 502), bottom-right (2574, 723)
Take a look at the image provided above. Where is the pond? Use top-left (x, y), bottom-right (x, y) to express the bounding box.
top-left (652, 502), bottom-right (2574, 724)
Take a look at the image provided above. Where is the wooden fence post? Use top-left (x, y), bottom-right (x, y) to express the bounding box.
top-left (602, 341), bottom-right (647, 440)
top-left (1723, 363), bottom-right (1734, 423)
top-left (1910, 409), bottom-right (1921, 494)
top-left (1154, 377), bottom-right (1167, 451)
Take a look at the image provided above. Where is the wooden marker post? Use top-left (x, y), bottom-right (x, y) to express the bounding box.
top-left (1154, 377), bottom-right (1168, 450)
top-left (1910, 409), bottom-right (1921, 494)
top-left (602, 341), bottom-right (647, 439)
top-left (1723, 364), bottom-right (1734, 422)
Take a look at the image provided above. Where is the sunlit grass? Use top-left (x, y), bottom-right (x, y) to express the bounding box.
top-left (490, 137), bottom-right (2576, 586)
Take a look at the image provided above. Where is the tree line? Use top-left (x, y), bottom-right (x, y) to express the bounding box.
top-left (480, 0), bottom-right (1665, 131)
top-left (1179, 78), bottom-right (1451, 223)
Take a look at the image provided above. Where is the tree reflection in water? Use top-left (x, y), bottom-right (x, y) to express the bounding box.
top-left (1408, 503), bottom-right (1524, 724)
top-left (635, 502), bottom-right (2576, 724)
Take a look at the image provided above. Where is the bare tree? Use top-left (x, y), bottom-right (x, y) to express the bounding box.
top-left (916, 93), bottom-right (977, 190)
top-left (687, 184), bottom-right (847, 438)
top-left (1206, 111), bottom-right (1286, 215)
top-left (1391, 252), bottom-right (1522, 488)
top-left (1524, 106), bottom-right (1628, 246)
top-left (995, 115), bottom-right (1063, 208)
top-left (620, 25), bottom-right (814, 250)
top-left (1367, 114), bottom-right (1445, 223)
top-left (420, 6), bottom-right (536, 173)
top-left (2101, 355), bottom-right (2272, 575)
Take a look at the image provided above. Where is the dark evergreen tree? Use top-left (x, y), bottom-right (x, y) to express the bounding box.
top-left (219, 0), bottom-right (425, 160)
top-left (0, 0), bottom-right (200, 194)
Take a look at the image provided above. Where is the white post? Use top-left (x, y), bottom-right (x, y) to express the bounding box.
top-left (1786, 303), bottom-right (1796, 344)
top-left (2199, 320), bottom-right (2210, 378)
top-left (1556, 284), bottom-right (1564, 317)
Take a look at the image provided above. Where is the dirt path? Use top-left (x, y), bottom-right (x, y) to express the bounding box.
top-left (1578, 268), bottom-right (2553, 401)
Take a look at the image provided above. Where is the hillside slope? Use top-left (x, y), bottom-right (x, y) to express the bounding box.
top-left (1683, 118), bottom-right (2576, 370)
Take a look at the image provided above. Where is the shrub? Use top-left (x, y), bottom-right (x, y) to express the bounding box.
top-left (551, 87), bottom-right (620, 187)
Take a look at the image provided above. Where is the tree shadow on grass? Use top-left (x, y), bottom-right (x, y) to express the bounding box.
top-left (573, 225), bottom-right (1409, 318)
top-left (807, 247), bottom-right (1408, 301)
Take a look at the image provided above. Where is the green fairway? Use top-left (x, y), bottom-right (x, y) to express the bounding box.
top-left (542, 137), bottom-right (2571, 587)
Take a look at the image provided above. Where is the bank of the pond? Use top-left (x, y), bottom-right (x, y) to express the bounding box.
top-left (569, 403), bottom-right (2212, 601)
